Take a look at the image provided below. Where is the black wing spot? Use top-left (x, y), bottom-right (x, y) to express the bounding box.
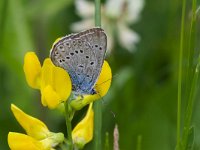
top-left (80, 50), bottom-right (83, 53)
top-left (99, 47), bottom-right (102, 50)
top-left (59, 45), bottom-right (64, 49)
top-left (86, 56), bottom-right (89, 59)
top-left (70, 52), bottom-right (74, 56)
top-left (90, 62), bottom-right (94, 65)
top-left (86, 74), bottom-right (90, 77)
top-left (66, 56), bottom-right (70, 59)
top-left (95, 44), bottom-right (98, 48)
top-left (64, 42), bottom-right (70, 46)
top-left (59, 60), bottom-right (62, 63)
top-left (78, 41), bottom-right (82, 45)
top-left (78, 65), bottom-right (84, 68)
top-left (75, 50), bottom-right (78, 54)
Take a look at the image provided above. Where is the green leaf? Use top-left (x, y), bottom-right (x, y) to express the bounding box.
top-left (186, 126), bottom-right (195, 150)
top-left (104, 132), bottom-right (110, 150)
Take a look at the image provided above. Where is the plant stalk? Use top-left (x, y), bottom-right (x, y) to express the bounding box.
top-left (182, 0), bottom-right (197, 148)
top-left (182, 55), bottom-right (199, 149)
top-left (64, 102), bottom-right (73, 150)
top-left (95, 0), bottom-right (101, 27)
top-left (176, 0), bottom-right (186, 149)
top-left (94, 0), bottom-right (102, 150)
top-left (0, 0), bottom-right (8, 44)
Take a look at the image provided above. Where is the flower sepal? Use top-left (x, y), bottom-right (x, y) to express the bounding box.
top-left (41, 132), bottom-right (65, 149)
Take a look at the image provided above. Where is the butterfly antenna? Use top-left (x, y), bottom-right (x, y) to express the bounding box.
top-left (95, 91), bottom-right (116, 121)
top-left (96, 91), bottom-right (106, 106)
top-left (95, 73), bottom-right (119, 88)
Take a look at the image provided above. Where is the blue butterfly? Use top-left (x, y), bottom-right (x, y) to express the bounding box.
top-left (50, 28), bottom-right (107, 96)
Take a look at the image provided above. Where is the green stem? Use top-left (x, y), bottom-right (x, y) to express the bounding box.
top-left (0, 0), bottom-right (8, 44)
top-left (95, 0), bottom-right (101, 26)
top-left (94, 101), bottom-right (102, 150)
top-left (64, 102), bottom-right (73, 150)
top-left (181, 1), bottom-right (197, 148)
top-left (182, 55), bottom-right (199, 149)
top-left (94, 0), bottom-right (102, 150)
top-left (136, 135), bottom-right (142, 150)
top-left (104, 132), bottom-right (109, 150)
top-left (185, 0), bottom-right (196, 100)
top-left (176, 0), bottom-right (186, 149)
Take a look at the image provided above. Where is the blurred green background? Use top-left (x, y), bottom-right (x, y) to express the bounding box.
top-left (0, 0), bottom-right (200, 149)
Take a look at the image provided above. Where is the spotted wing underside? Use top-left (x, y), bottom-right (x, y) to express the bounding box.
top-left (50, 28), bottom-right (107, 95)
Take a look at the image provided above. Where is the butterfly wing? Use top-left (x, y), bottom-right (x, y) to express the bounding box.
top-left (50, 28), bottom-right (107, 95)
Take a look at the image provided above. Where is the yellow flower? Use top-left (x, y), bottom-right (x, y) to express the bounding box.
top-left (24, 52), bottom-right (72, 109)
top-left (8, 104), bottom-right (64, 150)
top-left (72, 103), bottom-right (94, 149)
top-left (70, 60), bottom-right (112, 110)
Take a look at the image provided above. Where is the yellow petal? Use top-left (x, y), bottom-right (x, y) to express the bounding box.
top-left (52, 65), bottom-right (72, 101)
top-left (41, 85), bottom-right (61, 109)
top-left (8, 132), bottom-right (44, 150)
top-left (40, 59), bottom-right (54, 89)
top-left (72, 103), bottom-right (94, 148)
top-left (11, 104), bottom-right (50, 140)
top-left (23, 52), bottom-right (41, 89)
top-left (95, 60), bottom-right (112, 97)
top-left (40, 58), bottom-right (72, 109)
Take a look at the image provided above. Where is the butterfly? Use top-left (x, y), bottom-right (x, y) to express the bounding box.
top-left (50, 27), bottom-right (107, 96)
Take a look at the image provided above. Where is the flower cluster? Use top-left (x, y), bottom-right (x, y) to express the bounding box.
top-left (8, 48), bottom-right (112, 149)
top-left (24, 52), bottom-right (72, 109)
top-left (8, 104), bottom-right (64, 150)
